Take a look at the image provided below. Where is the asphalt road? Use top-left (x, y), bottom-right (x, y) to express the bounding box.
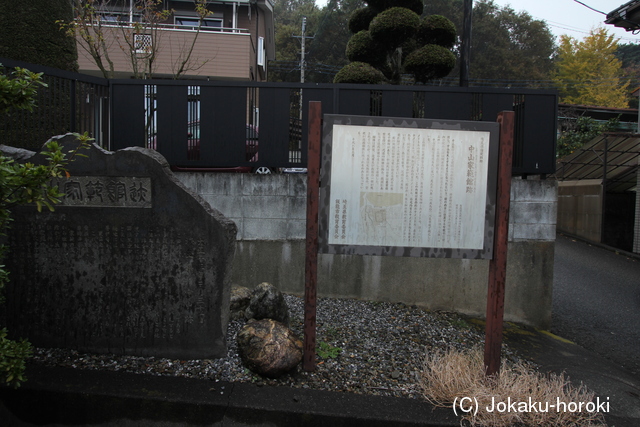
top-left (551, 233), bottom-right (640, 377)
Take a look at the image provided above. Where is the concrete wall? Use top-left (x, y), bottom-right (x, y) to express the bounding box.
top-left (176, 172), bottom-right (557, 329)
top-left (557, 180), bottom-right (603, 243)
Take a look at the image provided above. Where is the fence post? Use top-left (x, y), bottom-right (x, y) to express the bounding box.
top-left (303, 100), bottom-right (321, 372)
top-left (70, 79), bottom-right (76, 133)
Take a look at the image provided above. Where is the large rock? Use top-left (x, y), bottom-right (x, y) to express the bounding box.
top-left (245, 282), bottom-right (289, 325)
top-left (230, 285), bottom-right (251, 320)
top-left (237, 318), bottom-right (303, 378)
top-left (2, 135), bottom-right (237, 359)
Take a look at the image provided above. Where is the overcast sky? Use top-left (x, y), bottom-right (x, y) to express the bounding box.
top-left (491, 0), bottom-right (639, 43)
top-left (313, 0), bottom-right (640, 44)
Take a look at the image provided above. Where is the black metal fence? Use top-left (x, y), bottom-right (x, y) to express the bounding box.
top-left (0, 58), bottom-right (109, 151)
top-left (2, 58), bottom-right (558, 175)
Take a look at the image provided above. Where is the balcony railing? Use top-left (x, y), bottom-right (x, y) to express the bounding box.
top-left (82, 20), bottom-right (250, 35)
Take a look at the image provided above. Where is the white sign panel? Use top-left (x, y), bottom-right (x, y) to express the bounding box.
top-left (328, 124), bottom-right (490, 250)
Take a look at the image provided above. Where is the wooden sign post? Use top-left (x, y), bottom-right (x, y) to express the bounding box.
top-left (483, 111), bottom-right (515, 377)
top-left (303, 101), bottom-right (322, 372)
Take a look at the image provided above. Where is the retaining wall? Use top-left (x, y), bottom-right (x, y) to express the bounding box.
top-left (176, 173), bottom-right (557, 329)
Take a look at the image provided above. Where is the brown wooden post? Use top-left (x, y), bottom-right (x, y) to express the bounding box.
top-left (303, 101), bottom-right (322, 372)
top-left (484, 111), bottom-right (514, 377)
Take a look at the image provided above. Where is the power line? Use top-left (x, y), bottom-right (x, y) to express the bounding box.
top-left (572, 0), bottom-right (607, 16)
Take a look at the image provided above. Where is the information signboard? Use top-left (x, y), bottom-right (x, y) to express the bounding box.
top-left (319, 115), bottom-right (500, 259)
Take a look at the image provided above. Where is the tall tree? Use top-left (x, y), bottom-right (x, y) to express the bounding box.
top-left (0, 0), bottom-right (78, 71)
top-left (334, 0), bottom-right (457, 84)
top-left (423, 0), bottom-right (555, 87)
top-left (270, 0), bottom-right (322, 82)
top-left (554, 27), bottom-right (629, 108)
top-left (304, 0), bottom-right (365, 82)
top-left (615, 43), bottom-right (640, 108)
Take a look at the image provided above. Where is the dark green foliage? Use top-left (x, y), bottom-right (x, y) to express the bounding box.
top-left (336, 0), bottom-right (457, 84)
top-left (557, 117), bottom-right (620, 158)
top-left (400, 37), bottom-right (420, 61)
top-left (346, 31), bottom-right (387, 65)
top-left (369, 7), bottom-right (420, 48)
top-left (349, 7), bottom-right (379, 33)
top-left (423, 0), bottom-right (555, 87)
top-left (333, 61), bottom-right (386, 84)
top-left (0, 67), bottom-right (47, 113)
top-left (616, 43), bottom-right (640, 69)
top-left (405, 44), bottom-right (456, 83)
top-left (417, 15), bottom-right (457, 49)
top-left (365, 0), bottom-right (390, 13)
top-left (0, 328), bottom-right (31, 388)
top-left (0, 0), bottom-right (78, 71)
top-left (391, 0), bottom-right (424, 15)
top-left (615, 43), bottom-right (640, 108)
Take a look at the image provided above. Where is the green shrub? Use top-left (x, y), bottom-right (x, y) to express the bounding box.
top-left (365, 0), bottom-right (390, 13)
top-left (346, 31), bottom-right (388, 65)
top-left (391, 0), bottom-right (424, 15)
top-left (0, 66), bottom-right (47, 113)
top-left (0, 329), bottom-right (32, 388)
top-left (369, 7), bottom-right (420, 48)
top-left (337, 2), bottom-right (458, 85)
top-left (405, 44), bottom-right (456, 83)
top-left (334, 62), bottom-right (387, 84)
top-left (348, 7), bottom-right (379, 33)
top-left (417, 15), bottom-right (457, 49)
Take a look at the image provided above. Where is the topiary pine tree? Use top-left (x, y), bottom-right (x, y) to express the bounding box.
top-left (334, 0), bottom-right (457, 85)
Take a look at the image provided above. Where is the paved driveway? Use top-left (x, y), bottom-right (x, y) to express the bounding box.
top-left (551, 234), bottom-right (640, 377)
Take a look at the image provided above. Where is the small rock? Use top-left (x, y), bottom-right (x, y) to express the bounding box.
top-left (245, 282), bottom-right (290, 325)
top-left (230, 285), bottom-right (251, 320)
top-left (237, 318), bottom-right (302, 378)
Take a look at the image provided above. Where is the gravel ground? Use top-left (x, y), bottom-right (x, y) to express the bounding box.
top-left (32, 294), bottom-right (530, 400)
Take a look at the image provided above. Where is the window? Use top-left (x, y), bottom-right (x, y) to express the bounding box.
top-left (99, 12), bottom-right (141, 23)
top-left (134, 34), bottom-right (152, 54)
top-left (175, 17), bottom-right (222, 29)
top-left (257, 37), bottom-right (265, 67)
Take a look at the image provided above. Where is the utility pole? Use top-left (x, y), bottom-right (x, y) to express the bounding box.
top-left (292, 17), bottom-right (314, 83)
top-left (301, 17), bottom-right (307, 83)
top-left (293, 17), bottom-right (314, 118)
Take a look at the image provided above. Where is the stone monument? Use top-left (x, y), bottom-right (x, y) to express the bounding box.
top-left (1, 134), bottom-right (237, 359)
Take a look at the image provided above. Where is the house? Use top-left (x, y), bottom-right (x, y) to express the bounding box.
top-left (74, 0), bottom-right (275, 81)
top-left (606, 0), bottom-right (640, 32)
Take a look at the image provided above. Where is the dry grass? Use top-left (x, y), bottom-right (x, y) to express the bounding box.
top-left (420, 347), bottom-right (608, 426)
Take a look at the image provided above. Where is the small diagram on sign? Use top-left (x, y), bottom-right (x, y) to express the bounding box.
top-left (359, 192), bottom-right (403, 245)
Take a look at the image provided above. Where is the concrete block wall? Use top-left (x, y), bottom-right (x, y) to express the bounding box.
top-left (175, 173), bottom-right (307, 240)
top-left (175, 172), bottom-right (558, 329)
top-left (509, 178), bottom-right (557, 241)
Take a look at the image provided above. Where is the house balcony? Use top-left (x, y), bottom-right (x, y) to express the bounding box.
top-left (76, 23), bottom-right (256, 80)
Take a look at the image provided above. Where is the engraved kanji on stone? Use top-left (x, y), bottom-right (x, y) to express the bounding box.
top-left (64, 181), bottom-right (83, 201)
top-left (107, 180), bottom-right (127, 203)
top-left (85, 181), bottom-right (104, 202)
top-left (129, 182), bottom-right (148, 203)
